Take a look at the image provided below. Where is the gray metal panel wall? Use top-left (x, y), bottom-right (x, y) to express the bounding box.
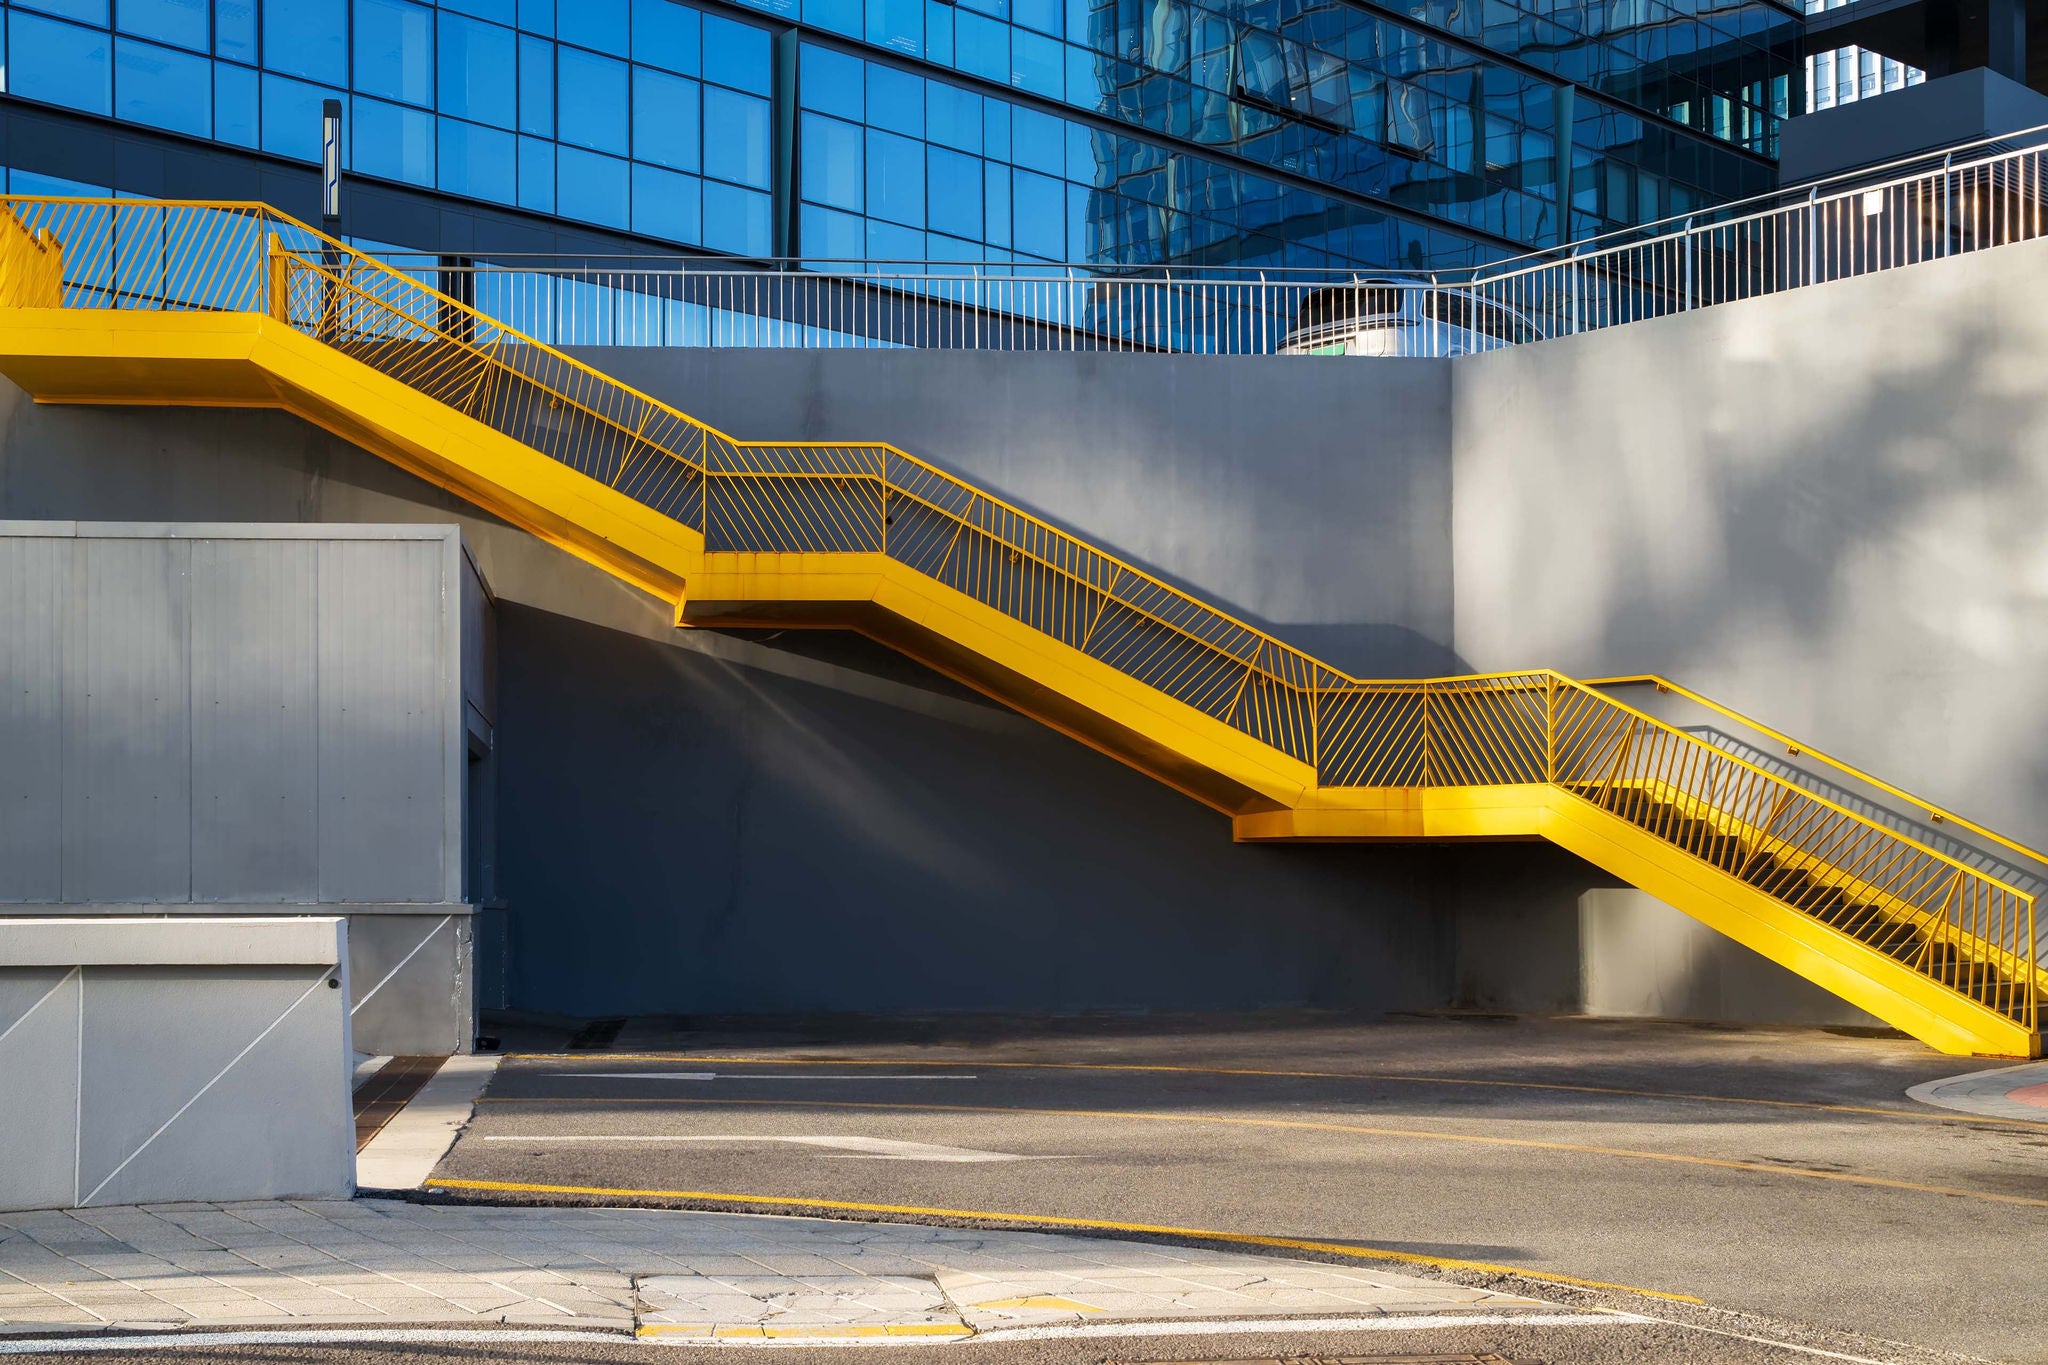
top-left (191, 538), bottom-right (320, 901)
top-left (0, 538), bottom-right (64, 899)
top-left (0, 525), bottom-right (467, 906)
top-left (62, 537), bottom-right (192, 901)
top-left (316, 538), bottom-right (448, 903)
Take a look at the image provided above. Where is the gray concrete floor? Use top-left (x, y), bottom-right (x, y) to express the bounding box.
top-left (421, 1011), bottom-right (2048, 1363)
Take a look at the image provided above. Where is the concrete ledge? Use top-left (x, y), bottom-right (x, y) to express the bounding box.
top-left (0, 916), bottom-right (344, 967)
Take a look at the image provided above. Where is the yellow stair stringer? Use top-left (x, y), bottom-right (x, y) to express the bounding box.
top-left (0, 304), bottom-right (2035, 1058)
top-left (1540, 789), bottom-right (2038, 1058)
top-left (0, 307), bottom-right (704, 608)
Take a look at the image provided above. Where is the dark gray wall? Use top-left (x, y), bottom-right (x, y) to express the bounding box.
top-left (1452, 233), bottom-right (2048, 854)
top-left (0, 377), bottom-right (1461, 1017)
top-left (571, 350), bottom-right (1458, 678)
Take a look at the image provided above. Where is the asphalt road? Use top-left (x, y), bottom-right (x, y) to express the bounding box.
top-left (4, 1317), bottom-right (1994, 1365)
top-left (422, 1012), bottom-right (2048, 1363)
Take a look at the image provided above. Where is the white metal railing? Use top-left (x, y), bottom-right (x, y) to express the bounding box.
top-left (371, 124), bottom-right (2048, 357)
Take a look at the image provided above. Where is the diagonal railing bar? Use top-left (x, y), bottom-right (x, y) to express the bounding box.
top-left (1, 194), bottom-right (2038, 1038)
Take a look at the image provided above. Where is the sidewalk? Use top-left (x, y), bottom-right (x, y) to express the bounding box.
top-left (0, 1199), bottom-right (1609, 1344)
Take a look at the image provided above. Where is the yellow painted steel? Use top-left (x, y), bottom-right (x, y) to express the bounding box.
top-left (0, 196), bottom-right (2036, 1058)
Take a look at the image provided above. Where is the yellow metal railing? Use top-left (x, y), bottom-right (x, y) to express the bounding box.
top-left (1, 195), bottom-right (2038, 1036)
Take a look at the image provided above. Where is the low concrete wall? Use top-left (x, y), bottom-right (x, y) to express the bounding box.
top-left (0, 917), bottom-right (354, 1211)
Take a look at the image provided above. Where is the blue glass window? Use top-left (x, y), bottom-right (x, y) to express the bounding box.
top-left (631, 0), bottom-right (697, 75)
top-left (983, 158), bottom-right (1009, 245)
top-left (799, 112), bottom-right (861, 211)
top-left (954, 10), bottom-right (1006, 84)
top-left (1065, 119), bottom-right (1092, 180)
top-left (15, 0), bottom-right (106, 28)
top-left (354, 96), bottom-right (435, 182)
top-left (702, 87), bottom-right (769, 187)
top-left (10, 13), bottom-right (112, 116)
top-left (518, 133), bottom-right (555, 211)
top-left (439, 117), bottom-right (517, 198)
top-left (352, 0), bottom-right (432, 105)
top-left (215, 61), bottom-right (259, 145)
top-left (213, 0), bottom-right (253, 59)
top-left (264, 0), bottom-right (345, 83)
top-left (866, 0), bottom-right (919, 56)
top-left (1010, 105), bottom-right (1062, 174)
top-left (1011, 28), bottom-right (1060, 96)
top-left (118, 0), bottom-right (207, 51)
top-left (802, 0), bottom-right (858, 38)
top-left (261, 73), bottom-right (343, 161)
top-left (557, 48), bottom-right (628, 154)
top-left (924, 0), bottom-right (949, 64)
top-left (631, 67), bottom-right (699, 171)
top-left (865, 61), bottom-right (921, 137)
top-left (440, 0), bottom-right (513, 24)
top-left (866, 218), bottom-right (923, 262)
top-left (927, 79), bottom-right (979, 152)
top-left (799, 202), bottom-right (862, 260)
top-left (926, 146), bottom-right (981, 240)
top-left (518, 34), bottom-right (552, 135)
top-left (558, 146), bottom-right (629, 228)
top-left (702, 180), bottom-right (770, 254)
top-left (114, 36), bottom-right (209, 135)
top-left (518, 0), bottom-right (551, 34)
top-left (981, 91), bottom-right (1009, 159)
top-left (799, 43), bottom-right (861, 120)
top-left (701, 13), bottom-right (768, 94)
top-left (438, 14), bottom-right (515, 127)
top-left (1012, 167), bottom-right (1062, 257)
top-left (630, 161), bottom-right (699, 241)
top-left (557, 0), bottom-right (626, 53)
top-left (865, 127), bottom-right (923, 227)
top-left (1013, 0), bottom-right (1056, 36)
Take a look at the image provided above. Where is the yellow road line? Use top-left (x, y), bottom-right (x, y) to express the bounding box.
top-left (636, 1323), bottom-right (973, 1339)
top-left (422, 1176), bottom-right (1702, 1303)
top-left (476, 1093), bottom-right (2048, 1210)
top-left (512, 1053), bottom-right (2048, 1131)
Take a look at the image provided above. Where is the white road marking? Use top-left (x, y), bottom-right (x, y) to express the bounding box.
top-left (482, 1134), bottom-right (1054, 1162)
top-left (970, 1312), bottom-right (1649, 1342)
top-left (0, 1330), bottom-right (614, 1355)
top-left (560, 1071), bottom-right (976, 1081)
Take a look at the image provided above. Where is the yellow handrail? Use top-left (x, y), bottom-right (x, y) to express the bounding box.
top-left (1587, 674), bottom-right (2048, 873)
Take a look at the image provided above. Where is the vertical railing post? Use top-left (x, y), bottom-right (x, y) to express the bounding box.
top-left (1545, 674), bottom-right (1557, 783)
top-left (1805, 187), bottom-right (1819, 286)
top-left (1682, 216), bottom-right (1695, 310)
top-left (1421, 683), bottom-right (1434, 788)
top-left (265, 231), bottom-right (287, 322)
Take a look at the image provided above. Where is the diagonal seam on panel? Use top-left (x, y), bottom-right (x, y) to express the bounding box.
top-left (0, 966), bottom-right (78, 1051)
top-left (78, 971), bottom-right (330, 1208)
top-left (350, 915), bottom-right (452, 1015)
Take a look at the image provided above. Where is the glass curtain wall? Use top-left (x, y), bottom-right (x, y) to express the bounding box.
top-left (0, 0), bottom-right (1798, 268)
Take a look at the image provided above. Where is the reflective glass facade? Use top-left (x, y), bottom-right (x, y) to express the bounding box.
top-left (0, 0), bottom-right (1803, 269)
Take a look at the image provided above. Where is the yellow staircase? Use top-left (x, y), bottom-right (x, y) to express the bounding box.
top-left (0, 198), bottom-right (2038, 1058)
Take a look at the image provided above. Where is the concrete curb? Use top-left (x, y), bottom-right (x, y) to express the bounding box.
top-left (1905, 1060), bottom-right (2048, 1122)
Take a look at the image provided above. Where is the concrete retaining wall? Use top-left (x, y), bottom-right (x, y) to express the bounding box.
top-left (0, 918), bottom-right (354, 1211)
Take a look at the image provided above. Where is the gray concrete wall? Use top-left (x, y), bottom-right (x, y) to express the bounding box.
top-left (1451, 233), bottom-right (2048, 856)
top-left (0, 917), bottom-right (353, 1211)
top-left (0, 381), bottom-right (1462, 1018)
top-left (571, 350), bottom-right (1458, 678)
top-left (1580, 891), bottom-right (1884, 1028)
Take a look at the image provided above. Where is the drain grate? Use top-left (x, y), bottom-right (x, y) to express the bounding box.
top-left (352, 1055), bottom-right (447, 1151)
